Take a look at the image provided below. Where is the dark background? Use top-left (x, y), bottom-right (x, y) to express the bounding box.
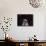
top-left (17, 14), bottom-right (33, 26)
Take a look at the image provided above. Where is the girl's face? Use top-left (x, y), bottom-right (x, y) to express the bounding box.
top-left (22, 19), bottom-right (29, 26)
top-left (23, 19), bottom-right (28, 23)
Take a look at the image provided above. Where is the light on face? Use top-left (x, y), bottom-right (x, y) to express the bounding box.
top-left (6, 34), bottom-right (8, 37)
